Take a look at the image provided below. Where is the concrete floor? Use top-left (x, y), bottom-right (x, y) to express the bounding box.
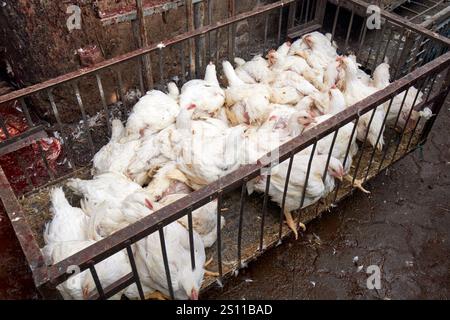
top-left (1, 97), bottom-right (449, 300)
top-left (204, 97), bottom-right (450, 300)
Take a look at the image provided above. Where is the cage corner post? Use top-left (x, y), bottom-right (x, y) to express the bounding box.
top-left (135, 0), bottom-right (154, 90)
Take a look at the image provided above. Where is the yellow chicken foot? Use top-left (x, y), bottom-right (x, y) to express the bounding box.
top-left (284, 209), bottom-right (305, 240)
top-left (204, 270), bottom-right (220, 277)
top-left (145, 291), bottom-right (170, 300)
top-left (345, 175), bottom-right (371, 194)
top-left (204, 257), bottom-right (213, 268)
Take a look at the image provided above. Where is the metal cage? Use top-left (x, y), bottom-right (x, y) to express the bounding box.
top-left (0, 0), bottom-right (449, 299)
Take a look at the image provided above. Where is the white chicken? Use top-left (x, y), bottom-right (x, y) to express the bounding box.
top-left (42, 240), bottom-right (131, 300)
top-left (252, 154), bottom-right (344, 239)
top-left (125, 85), bottom-right (180, 138)
top-left (176, 108), bottom-right (246, 190)
top-left (129, 221), bottom-right (206, 300)
top-left (92, 119), bottom-right (140, 177)
top-left (338, 56), bottom-right (386, 151)
top-left (159, 194), bottom-right (224, 248)
top-left (179, 63), bottom-right (225, 119)
top-left (44, 187), bottom-right (89, 244)
top-left (67, 172), bottom-right (142, 209)
top-left (371, 60), bottom-right (422, 130)
top-left (223, 60), bottom-right (273, 126)
top-left (234, 55), bottom-right (273, 84)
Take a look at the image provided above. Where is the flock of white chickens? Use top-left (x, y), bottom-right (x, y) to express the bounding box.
top-left (42, 31), bottom-right (424, 300)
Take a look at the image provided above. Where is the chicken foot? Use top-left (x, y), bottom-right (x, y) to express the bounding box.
top-left (204, 257), bottom-right (220, 277)
top-left (344, 175), bottom-right (371, 194)
top-left (284, 209), bottom-right (306, 240)
top-left (145, 291), bottom-right (170, 300)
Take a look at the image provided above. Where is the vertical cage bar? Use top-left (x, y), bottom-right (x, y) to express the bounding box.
top-left (237, 180), bottom-right (247, 267)
top-left (73, 83), bottom-right (95, 156)
top-left (331, 4), bottom-right (341, 42)
top-left (216, 191), bottom-right (223, 279)
top-left (89, 265), bottom-right (105, 299)
top-left (279, 153), bottom-right (294, 240)
top-left (159, 227), bottom-right (175, 300)
top-left (95, 74), bottom-right (111, 136)
top-left (187, 208), bottom-right (196, 270)
top-left (136, 0), bottom-right (154, 90)
top-left (126, 245), bottom-right (145, 300)
top-left (259, 167), bottom-right (271, 251)
top-left (298, 142), bottom-right (317, 230)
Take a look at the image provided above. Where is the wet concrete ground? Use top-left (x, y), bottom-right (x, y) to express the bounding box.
top-left (1, 97), bottom-right (449, 299)
top-left (204, 97), bottom-right (450, 300)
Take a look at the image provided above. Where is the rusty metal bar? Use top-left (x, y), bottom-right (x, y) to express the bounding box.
top-left (259, 168), bottom-right (271, 251)
top-left (126, 245), bottom-right (145, 300)
top-left (216, 190), bottom-right (223, 280)
top-left (187, 209), bottom-right (196, 270)
top-left (95, 74), bottom-right (111, 136)
top-left (136, 0), bottom-right (154, 90)
top-left (89, 265), bottom-right (106, 299)
top-left (279, 153), bottom-right (294, 240)
top-left (236, 180), bottom-right (247, 266)
top-left (73, 83), bottom-right (95, 156)
top-left (0, 125), bottom-right (47, 157)
top-left (186, 0), bottom-right (196, 79)
top-left (159, 228), bottom-right (175, 300)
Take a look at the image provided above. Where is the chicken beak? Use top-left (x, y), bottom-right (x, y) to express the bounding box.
top-left (190, 289), bottom-right (199, 300)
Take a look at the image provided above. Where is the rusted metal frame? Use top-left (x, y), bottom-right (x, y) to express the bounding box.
top-left (305, 0), bottom-right (311, 23)
top-left (216, 190), bottom-right (223, 280)
top-left (363, 98), bottom-right (394, 183)
top-left (158, 48), bottom-right (166, 86)
top-left (380, 24), bottom-right (395, 66)
top-left (89, 265), bottom-right (106, 299)
top-left (137, 59), bottom-right (146, 95)
top-left (420, 66), bottom-right (450, 143)
top-left (0, 115), bottom-right (10, 139)
top-left (263, 14), bottom-right (270, 53)
top-left (187, 208), bottom-right (196, 270)
top-left (406, 35), bottom-right (425, 75)
top-left (186, 0), bottom-right (197, 79)
top-left (410, 0), bottom-right (444, 22)
top-left (377, 86), bottom-right (412, 173)
top-left (389, 27), bottom-right (407, 77)
top-left (159, 227), bottom-right (175, 299)
top-left (180, 42), bottom-right (187, 83)
top-left (371, 22), bottom-right (388, 72)
top-left (89, 272), bottom-right (135, 300)
top-left (297, 141), bottom-right (317, 231)
top-left (278, 153), bottom-right (294, 240)
top-left (333, 116), bottom-right (360, 203)
top-left (259, 167), bottom-right (271, 251)
top-left (322, 130), bottom-right (339, 182)
top-left (227, 0), bottom-right (236, 62)
top-left (350, 108), bottom-right (377, 190)
top-left (393, 31), bottom-right (415, 80)
top-left (126, 245), bottom-right (145, 300)
top-left (236, 179), bottom-right (247, 267)
top-left (95, 74), bottom-right (111, 136)
top-left (20, 99), bottom-right (55, 181)
top-left (73, 83), bottom-right (96, 157)
top-left (357, 17), bottom-right (368, 59)
top-left (287, 1), bottom-right (298, 30)
top-left (277, 7), bottom-right (284, 45)
top-left (349, 0), bottom-right (450, 47)
top-left (47, 51), bottom-right (450, 286)
top-left (404, 79), bottom-right (437, 151)
top-left (0, 166), bottom-right (55, 295)
top-left (207, 0), bottom-right (213, 60)
top-left (299, 0), bottom-right (305, 24)
top-left (136, 0), bottom-right (154, 90)
top-left (330, 3), bottom-right (341, 43)
top-left (344, 7), bottom-right (355, 51)
top-left (47, 91), bottom-right (76, 169)
top-left (195, 1), bottom-right (208, 78)
top-left (0, 125), bottom-right (47, 157)
top-left (314, 0), bottom-right (327, 27)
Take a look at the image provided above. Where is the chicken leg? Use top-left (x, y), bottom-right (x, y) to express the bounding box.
top-left (284, 209), bottom-right (306, 240)
top-left (204, 257), bottom-right (220, 277)
top-left (345, 175), bottom-right (370, 194)
top-left (145, 291), bottom-right (170, 300)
